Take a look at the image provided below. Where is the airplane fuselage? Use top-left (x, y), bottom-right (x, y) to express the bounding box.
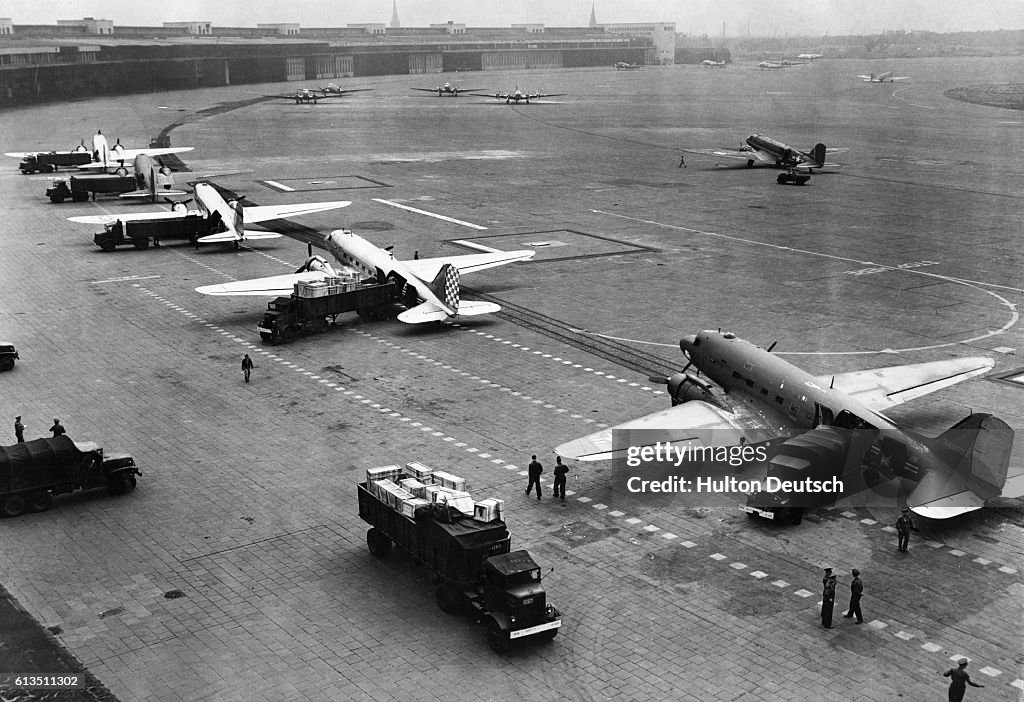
top-left (324, 230), bottom-right (443, 310)
top-left (744, 134), bottom-right (799, 166)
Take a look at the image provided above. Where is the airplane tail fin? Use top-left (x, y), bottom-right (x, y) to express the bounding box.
top-left (810, 143), bottom-right (827, 167)
top-left (427, 263), bottom-right (460, 314)
top-left (928, 414), bottom-right (1014, 500)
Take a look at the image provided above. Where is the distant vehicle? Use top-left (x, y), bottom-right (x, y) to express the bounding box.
top-left (701, 60), bottom-right (727, 68)
top-left (411, 82), bottom-right (484, 96)
top-left (46, 174), bottom-right (138, 203)
top-left (614, 62), bottom-right (641, 70)
top-left (682, 133), bottom-right (849, 171)
top-left (265, 87), bottom-right (373, 104)
top-left (858, 71), bottom-right (909, 83)
top-left (777, 170), bottom-right (811, 185)
top-left (69, 182), bottom-right (350, 250)
top-left (477, 87), bottom-right (566, 104)
top-left (0, 343), bottom-right (18, 371)
top-left (557, 329), bottom-right (1022, 522)
top-left (196, 228), bottom-right (535, 324)
top-left (0, 436), bottom-right (140, 517)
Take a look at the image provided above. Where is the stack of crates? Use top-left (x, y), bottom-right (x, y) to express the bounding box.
top-left (365, 462), bottom-right (504, 522)
top-left (295, 281), bottom-right (329, 298)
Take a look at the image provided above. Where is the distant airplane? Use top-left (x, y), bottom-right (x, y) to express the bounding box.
top-left (68, 182), bottom-right (350, 249)
top-left (701, 60), bottom-right (727, 68)
top-left (555, 329), bottom-right (1022, 521)
top-left (614, 62), bottom-right (641, 70)
top-left (7, 131), bottom-right (193, 173)
top-left (195, 228), bottom-right (535, 324)
top-left (682, 133), bottom-right (849, 171)
top-left (858, 71), bottom-right (909, 83)
top-left (265, 87), bottom-right (374, 104)
top-left (477, 87), bottom-right (566, 104)
top-left (411, 82), bottom-right (484, 97)
top-left (797, 53), bottom-right (824, 60)
top-left (757, 61), bottom-right (786, 70)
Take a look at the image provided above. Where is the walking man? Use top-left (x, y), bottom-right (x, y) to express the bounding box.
top-left (14, 416), bottom-right (25, 443)
top-left (525, 455), bottom-right (543, 500)
top-left (553, 456), bottom-right (569, 503)
top-left (943, 658), bottom-right (983, 702)
top-left (844, 568), bottom-right (864, 623)
top-left (821, 569), bottom-right (836, 629)
top-left (896, 508), bottom-right (917, 552)
top-left (678, 154), bottom-right (686, 168)
top-left (49, 418), bottom-right (65, 437)
top-left (241, 354), bottom-right (254, 383)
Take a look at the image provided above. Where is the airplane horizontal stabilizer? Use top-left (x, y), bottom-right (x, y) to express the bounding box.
top-left (397, 302), bottom-right (449, 324)
top-left (69, 211), bottom-right (186, 224)
top-left (197, 230), bottom-right (283, 244)
top-left (119, 188), bottom-right (188, 199)
top-left (195, 271), bottom-right (329, 297)
top-left (456, 301), bottom-right (501, 316)
top-left (820, 357), bottom-right (994, 411)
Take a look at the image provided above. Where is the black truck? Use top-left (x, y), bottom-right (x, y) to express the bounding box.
top-left (93, 214), bottom-right (221, 251)
top-left (358, 479), bottom-right (561, 652)
top-left (0, 436), bottom-right (141, 517)
top-left (257, 280), bottom-right (399, 343)
top-left (18, 150), bottom-right (93, 174)
top-left (46, 174), bottom-right (137, 202)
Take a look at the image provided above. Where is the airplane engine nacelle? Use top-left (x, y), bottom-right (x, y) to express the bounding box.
top-left (171, 202), bottom-right (189, 215)
top-left (666, 372), bottom-right (716, 407)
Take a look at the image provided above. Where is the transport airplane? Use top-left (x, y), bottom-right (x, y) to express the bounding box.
top-left (6, 130), bottom-right (192, 171)
top-left (68, 182), bottom-right (350, 248)
top-left (266, 87), bottom-right (373, 104)
top-left (411, 82), bottom-right (483, 96)
top-left (556, 330), bottom-right (1022, 520)
top-left (701, 60), bottom-right (726, 68)
top-left (797, 53), bottom-right (823, 60)
top-left (195, 229), bottom-right (535, 324)
top-left (477, 87), bottom-right (566, 104)
top-left (859, 71), bottom-right (909, 82)
top-left (682, 133), bottom-right (848, 170)
top-left (614, 62), bottom-right (641, 70)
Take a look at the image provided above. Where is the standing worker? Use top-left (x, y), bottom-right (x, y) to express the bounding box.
top-left (943, 658), bottom-right (983, 702)
top-left (553, 456), bottom-right (569, 503)
top-left (242, 354), bottom-right (254, 383)
top-left (49, 419), bottom-right (65, 437)
top-left (896, 508), bottom-right (917, 552)
top-left (821, 568), bottom-right (836, 629)
top-left (525, 455), bottom-right (543, 500)
top-left (14, 416), bottom-right (25, 443)
top-left (843, 568), bottom-right (864, 623)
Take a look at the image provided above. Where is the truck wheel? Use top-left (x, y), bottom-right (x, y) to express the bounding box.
top-left (366, 528), bottom-right (391, 557)
top-left (72, 193), bottom-right (89, 202)
top-left (486, 616), bottom-right (510, 654)
top-left (132, 239), bottom-right (150, 250)
top-left (2, 494), bottom-right (27, 518)
top-left (316, 318), bottom-right (329, 334)
top-left (29, 491), bottom-right (54, 513)
top-left (99, 239), bottom-right (117, 252)
top-left (0, 358), bottom-right (13, 371)
top-left (280, 326), bottom-right (295, 343)
top-left (50, 194), bottom-right (65, 203)
top-left (789, 508), bottom-right (803, 525)
top-left (436, 584), bottom-right (458, 615)
top-left (259, 332), bottom-right (275, 342)
top-left (106, 473), bottom-right (134, 495)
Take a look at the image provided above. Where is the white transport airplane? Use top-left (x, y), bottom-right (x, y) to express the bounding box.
top-left (68, 182), bottom-right (351, 248)
top-left (195, 229), bottom-right (535, 324)
top-left (858, 71), bottom-right (909, 82)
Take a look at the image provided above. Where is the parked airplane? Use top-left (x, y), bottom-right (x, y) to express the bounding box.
top-left (68, 182), bottom-right (350, 248)
top-left (614, 62), bottom-right (641, 70)
top-left (195, 229), bottom-right (535, 323)
top-left (478, 88), bottom-right (566, 104)
top-left (412, 82), bottom-right (484, 96)
top-left (797, 52), bottom-right (824, 60)
top-left (266, 87), bottom-right (373, 104)
top-left (701, 60), bottom-right (727, 68)
top-left (757, 61), bottom-right (785, 70)
top-left (8, 130), bottom-right (193, 172)
top-left (319, 83), bottom-right (376, 96)
top-left (682, 133), bottom-right (848, 170)
top-left (555, 329), bottom-right (1021, 520)
top-left (859, 71), bottom-right (909, 83)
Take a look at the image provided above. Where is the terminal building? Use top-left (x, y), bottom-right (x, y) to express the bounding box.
top-left (0, 9), bottom-right (675, 107)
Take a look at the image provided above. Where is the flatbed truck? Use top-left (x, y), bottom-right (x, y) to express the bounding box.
top-left (257, 281), bottom-right (399, 343)
top-left (46, 174), bottom-right (137, 203)
top-left (358, 479), bottom-right (561, 653)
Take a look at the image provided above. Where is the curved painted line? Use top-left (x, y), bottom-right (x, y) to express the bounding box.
top-left (892, 87), bottom-right (936, 110)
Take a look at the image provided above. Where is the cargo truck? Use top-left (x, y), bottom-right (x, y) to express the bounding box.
top-left (93, 214), bottom-right (220, 251)
top-left (257, 280), bottom-right (399, 343)
top-left (358, 470), bottom-right (561, 653)
top-left (18, 150), bottom-right (94, 174)
top-left (0, 436), bottom-right (141, 518)
top-left (46, 174), bottom-right (137, 203)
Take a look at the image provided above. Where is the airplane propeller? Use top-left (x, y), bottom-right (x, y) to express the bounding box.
top-left (163, 197), bottom-right (193, 214)
top-left (767, 341), bottom-right (778, 353)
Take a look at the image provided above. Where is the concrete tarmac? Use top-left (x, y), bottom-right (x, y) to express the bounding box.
top-left (0, 57), bottom-right (1022, 701)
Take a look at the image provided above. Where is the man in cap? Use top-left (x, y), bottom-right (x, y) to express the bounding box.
top-left (14, 416), bottom-right (25, 443)
top-left (896, 508), bottom-right (917, 552)
top-left (820, 568), bottom-right (836, 629)
top-left (943, 658), bottom-right (983, 702)
top-left (843, 568), bottom-right (864, 623)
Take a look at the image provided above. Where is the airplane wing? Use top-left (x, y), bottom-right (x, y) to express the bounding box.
top-left (240, 200), bottom-right (351, 224)
top-left (76, 146), bottom-right (194, 167)
top-left (333, 89), bottom-right (374, 95)
top-left (402, 250), bottom-right (535, 279)
top-left (532, 93), bottom-right (567, 98)
top-left (68, 211), bottom-right (192, 225)
top-left (555, 400), bottom-right (783, 462)
top-left (195, 271), bottom-right (329, 297)
top-left (411, 88), bottom-right (442, 93)
top-left (681, 148), bottom-right (769, 163)
top-left (118, 188), bottom-right (189, 199)
top-left (818, 357), bottom-right (994, 412)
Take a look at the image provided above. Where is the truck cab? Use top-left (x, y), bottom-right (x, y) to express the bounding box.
top-left (0, 342), bottom-right (18, 371)
top-left (478, 550), bottom-right (561, 652)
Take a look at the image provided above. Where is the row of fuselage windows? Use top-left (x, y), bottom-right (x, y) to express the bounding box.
top-left (730, 368), bottom-right (806, 418)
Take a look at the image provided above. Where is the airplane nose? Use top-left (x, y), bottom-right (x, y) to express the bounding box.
top-left (679, 334), bottom-right (697, 354)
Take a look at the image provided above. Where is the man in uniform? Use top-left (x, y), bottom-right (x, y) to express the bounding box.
top-left (525, 455), bottom-right (543, 500)
top-left (821, 568), bottom-right (836, 629)
top-left (943, 658), bottom-right (983, 702)
top-left (242, 354), bottom-right (254, 383)
top-left (844, 568), bottom-right (864, 623)
top-left (553, 456), bottom-right (569, 503)
top-left (896, 508), bottom-right (917, 552)
top-left (49, 419), bottom-right (65, 437)
top-left (14, 416), bottom-right (25, 442)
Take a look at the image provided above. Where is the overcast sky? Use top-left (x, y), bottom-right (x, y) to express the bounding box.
top-left (8, 1), bottom-right (1024, 36)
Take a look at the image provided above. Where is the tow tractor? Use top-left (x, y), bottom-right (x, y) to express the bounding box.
top-left (777, 169), bottom-right (811, 185)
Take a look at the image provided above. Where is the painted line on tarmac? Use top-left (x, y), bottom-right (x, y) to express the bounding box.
top-left (592, 209), bottom-right (1019, 356)
top-left (372, 198), bottom-right (488, 229)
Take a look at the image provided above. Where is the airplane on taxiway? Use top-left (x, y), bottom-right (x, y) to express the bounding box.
top-left (67, 182), bottom-right (350, 249)
top-left (195, 229), bottom-right (535, 323)
top-left (757, 61), bottom-right (786, 70)
top-left (412, 82), bottom-right (484, 96)
top-left (614, 62), bottom-right (641, 70)
top-left (797, 52), bottom-right (824, 60)
top-left (701, 60), bottom-right (726, 68)
top-left (556, 329), bottom-right (1022, 520)
top-left (265, 87), bottom-right (374, 104)
top-left (858, 71), bottom-right (909, 83)
top-left (682, 133), bottom-right (848, 170)
top-left (7, 130), bottom-right (193, 173)
top-left (477, 87), bottom-right (566, 104)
